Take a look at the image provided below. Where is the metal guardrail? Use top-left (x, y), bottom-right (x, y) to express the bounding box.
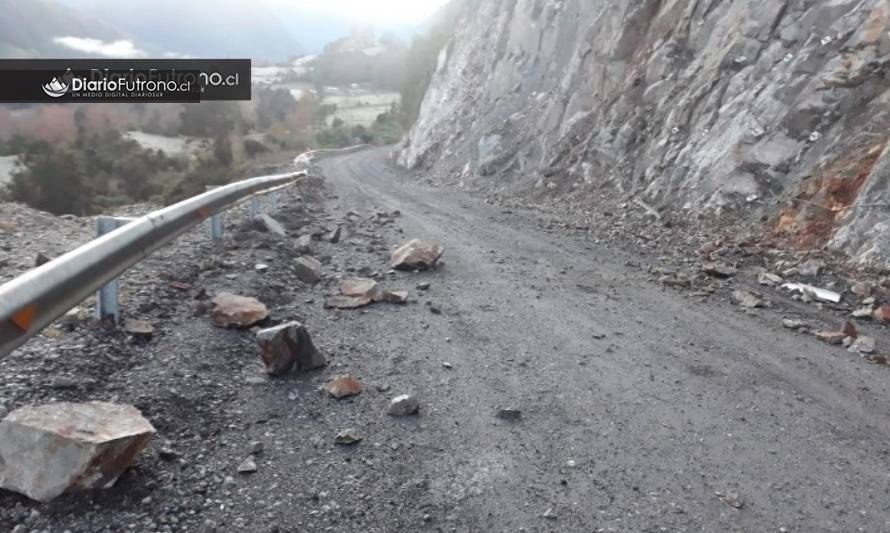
top-left (0, 169), bottom-right (306, 358)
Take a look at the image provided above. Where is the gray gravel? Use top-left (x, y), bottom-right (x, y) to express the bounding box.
top-left (0, 148), bottom-right (888, 532)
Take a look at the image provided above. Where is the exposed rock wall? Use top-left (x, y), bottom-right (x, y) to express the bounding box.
top-left (399, 0), bottom-right (890, 265)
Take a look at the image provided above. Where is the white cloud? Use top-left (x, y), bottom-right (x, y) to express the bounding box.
top-left (52, 36), bottom-right (147, 58)
top-left (267, 0), bottom-right (450, 26)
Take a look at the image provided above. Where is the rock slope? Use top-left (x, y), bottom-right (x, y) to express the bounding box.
top-left (399, 0), bottom-right (890, 265)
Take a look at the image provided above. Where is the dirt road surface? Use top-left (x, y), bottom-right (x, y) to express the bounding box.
top-left (1, 148), bottom-right (889, 532)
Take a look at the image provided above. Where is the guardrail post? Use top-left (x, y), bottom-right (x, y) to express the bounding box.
top-left (268, 191), bottom-right (279, 214)
top-left (95, 216), bottom-right (132, 323)
top-left (249, 196), bottom-right (261, 218)
top-left (205, 186), bottom-right (223, 240)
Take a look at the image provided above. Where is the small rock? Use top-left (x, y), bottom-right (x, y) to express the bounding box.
top-left (294, 256), bottom-right (323, 284)
top-left (379, 290), bottom-right (409, 304)
top-left (388, 395), bottom-right (420, 416)
top-left (718, 491), bottom-right (744, 509)
top-left (874, 305), bottom-right (890, 324)
top-left (542, 508), bottom-right (557, 520)
top-left (237, 456), bottom-right (257, 474)
top-left (256, 214), bottom-right (286, 236)
top-left (782, 319), bottom-right (808, 330)
top-left (34, 252), bottom-right (51, 267)
top-left (324, 375), bottom-right (363, 399)
top-left (158, 447), bottom-right (177, 461)
top-left (122, 319), bottom-right (154, 337)
top-left (334, 429), bottom-right (362, 445)
top-left (848, 336), bottom-right (876, 354)
top-left (442, 362), bottom-right (453, 369)
top-left (702, 263), bottom-right (736, 278)
top-left (758, 272), bottom-right (783, 286)
top-left (247, 441), bottom-right (264, 455)
top-left (416, 282), bottom-right (431, 291)
top-left (211, 293), bottom-right (269, 328)
top-left (496, 408), bottom-right (522, 421)
top-left (328, 226), bottom-right (342, 244)
top-left (852, 281), bottom-right (875, 297)
top-left (295, 234), bottom-right (314, 255)
top-left (798, 259), bottom-right (824, 277)
top-left (324, 295), bottom-right (373, 309)
top-left (732, 289), bottom-right (763, 308)
top-left (391, 239), bottom-right (444, 271)
top-left (59, 306), bottom-right (89, 326)
top-left (816, 331), bottom-right (847, 345)
top-left (255, 263), bottom-right (269, 274)
top-left (340, 278), bottom-right (379, 299)
top-left (256, 321), bottom-right (327, 375)
top-left (852, 306), bottom-right (875, 319)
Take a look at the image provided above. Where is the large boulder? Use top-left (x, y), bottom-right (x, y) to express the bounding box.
top-left (256, 321), bottom-right (327, 375)
top-left (211, 293), bottom-right (269, 328)
top-left (391, 239), bottom-right (444, 271)
top-left (0, 402), bottom-right (155, 502)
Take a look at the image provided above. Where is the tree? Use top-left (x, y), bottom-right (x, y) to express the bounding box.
top-left (179, 101), bottom-right (243, 137)
top-left (255, 87), bottom-right (297, 129)
top-left (243, 138), bottom-right (269, 159)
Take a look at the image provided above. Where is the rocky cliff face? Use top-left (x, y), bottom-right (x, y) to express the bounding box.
top-left (399, 0), bottom-right (890, 266)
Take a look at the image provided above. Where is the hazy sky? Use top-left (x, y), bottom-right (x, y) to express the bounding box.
top-left (271, 0), bottom-right (451, 26)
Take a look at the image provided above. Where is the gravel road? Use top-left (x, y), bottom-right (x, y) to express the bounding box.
top-left (1, 147), bottom-right (889, 532)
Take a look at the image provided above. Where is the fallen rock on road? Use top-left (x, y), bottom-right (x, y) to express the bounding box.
top-left (388, 395), bottom-right (420, 416)
top-left (211, 293), bottom-right (269, 328)
top-left (294, 256), bottom-right (323, 284)
top-left (324, 375), bottom-right (363, 399)
top-left (340, 277), bottom-right (380, 299)
top-left (391, 239), bottom-right (444, 271)
top-left (325, 295), bottom-right (373, 309)
top-left (256, 321), bottom-right (327, 375)
top-left (0, 402), bottom-right (155, 502)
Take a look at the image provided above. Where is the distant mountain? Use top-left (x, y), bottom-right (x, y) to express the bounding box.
top-left (55, 0), bottom-right (306, 61)
top-left (0, 0), bottom-right (122, 58)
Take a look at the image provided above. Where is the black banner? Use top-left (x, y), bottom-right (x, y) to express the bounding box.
top-left (0, 59), bottom-right (251, 103)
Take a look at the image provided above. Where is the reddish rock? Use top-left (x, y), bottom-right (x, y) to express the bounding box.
top-left (211, 293), bottom-right (269, 328)
top-left (391, 239), bottom-right (444, 271)
top-left (815, 322), bottom-right (857, 345)
top-left (340, 278), bottom-right (379, 299)
top-left (324, 375), bottom-right (363, 399)
top-left (0, 402), bottom-right (155, 502)
top-left (874, 305), bottom-right (890, 324)
top-left (325, 295), bottom-right (373, 309)
top-left (256, 321), bottom-right (327, 375)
